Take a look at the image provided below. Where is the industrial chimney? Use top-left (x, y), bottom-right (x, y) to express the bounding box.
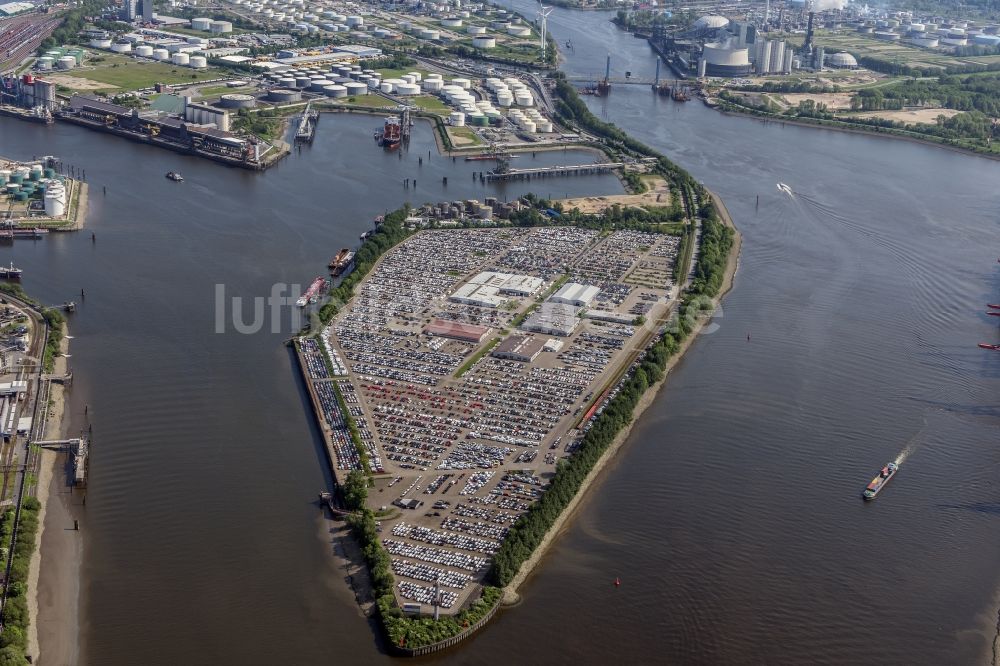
top-left (805, 11), bottom-right (816, 53)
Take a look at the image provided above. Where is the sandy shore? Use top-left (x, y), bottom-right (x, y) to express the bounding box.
top-left (504, 193), bottom-right (742, 601)
top-left (28, 326), bottom-right (81, 666)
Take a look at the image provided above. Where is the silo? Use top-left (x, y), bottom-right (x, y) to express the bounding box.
top-left (136, 45), bottom-right (155, 57)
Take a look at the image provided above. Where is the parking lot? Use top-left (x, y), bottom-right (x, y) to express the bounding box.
top-left (300, 227), bottom-right (681, 613)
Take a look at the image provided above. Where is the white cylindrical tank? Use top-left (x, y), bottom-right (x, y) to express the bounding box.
top-left (401, 74), bottom-right (416, 84)
top-left (508, 25), bottom-right (530, 36)
top-left (379, 81), bottom-right (394, 93)
top-left (367, 77), bottom-right (381, 89)
top-left (345, 82), bottom-right (367, 95)
top-left (472, 36), bottom-right (496, 49)
top-left (515, 91), bottom-right (533, 106)
top-left (467, 25), bottom-right (487, 35)
top-left (449, 111), bottom-right (465, 126)
top-left (420, 29), bottom-right (440, 40)
top-left (395, 82), bottom-right (420, 95)
top-left (172, 52), bottom-right (190, 65)
top-left (135, 45), bottom-right (154, 57)
top-left (324, 84), bottom-right (347, 97)
top-left (422, 79), bottom-right (443, 92)
top-left (56, 56), bottom-right (77, 69)
top-left (346, 15), bottom-right (363, 26)
top-left (441, 17), bottom-right (462, 28)
top-left (210, 19), bottom-right (233, 33)
top-left (192, 17), bottom-right (213, 30)
top-left (111, 42), bottom-right (132, 53)
top-left (90, 38), bottom-right (113, 49)
top-left (451, 77), bottom-right (471, 89)
top-left (406, 71), bottom-right (422, 82)
top-left (153, 48), bottom-right (170, 60)
top-left (310, 78), bottom-right (332, 90)
top-left (36, 57), bottom-right (54, 70)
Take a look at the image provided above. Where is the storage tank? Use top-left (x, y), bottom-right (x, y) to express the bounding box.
top-left (111, 42), bottom-right (132, 53)
top-left (507, 25), bottom-right (530, 36)
top-left (153, 48), bottom-right (170, 61)
top-left (367, 77), bottom-right (381, 89)
top-left (192, 17), bottom-right (213, 30)
top-left (420, 29), bottom-right (440, 40)
top-left (467, 25), bottom-right (487, 35)
top-left (974, 34), bottom-right (1000, 46)
top-left (422, 78), bottom-right (443, 92)
top-left (395, 82), bottom-right (420, 95)
top-left (56, 56), bottom-right (77, 69)
top-left (188, 55), bottom-right (208, 69)
top-left (135, 45), bottom-right (155, 57)
top-left (473, 36), bottom-right (496, 49)
top-left (278, 76), bottom-right (297, 87)
top-left (345, 82), bottom-right (367, 95)
top-left (36, 57), bottom-right (54, 70)
top-left (346, 15), bottom-right (363, 26)
top-left (172, 52), bottom-right (190, 65)
top-left (310, 78), bottom-right (332, 90)
top-left (451, 77), bottom-right (471, 89)
top-left (267, 88), bottom-right (301, 102)
top-left (90, 38), bottom-right (113, 49)
top-left (701, 42), bottom-right (752, 76)
top-left (295, 76), bottom-right (311, 88)
top-left (219, 94), bottom-right (256, 108)
top-left (449, 111), bottom-right (465, 126)
top-left (324, 84), bottom-right (347, 98)
top-left (44, 189), bottom-right (65, 217)
top-left (441, 17), bottom-right (462, 28)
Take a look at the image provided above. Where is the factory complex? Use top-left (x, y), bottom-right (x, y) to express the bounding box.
top-left (297, 226), bottom-right (682, 614)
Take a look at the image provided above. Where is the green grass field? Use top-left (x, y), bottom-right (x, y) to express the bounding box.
top-left (409, 95), bottom-right (450, 114)
top-left (807, 29), bottom-right (1000, 70)
top-left (63, 51), bottom-right (223, 91)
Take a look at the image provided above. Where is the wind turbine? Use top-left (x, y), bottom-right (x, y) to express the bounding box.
top-left (538, 3), bottom-right (553, 57)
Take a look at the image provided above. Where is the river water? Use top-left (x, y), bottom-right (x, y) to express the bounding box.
top-left (5, 5), bottom-right (1000, 662)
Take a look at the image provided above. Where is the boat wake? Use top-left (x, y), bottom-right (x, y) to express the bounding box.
top-left (776, 182), bottom-right (793, 197)
top-left (894, 415), bottom-right (932, 466)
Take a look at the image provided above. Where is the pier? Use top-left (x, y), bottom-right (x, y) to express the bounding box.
top-left (485, 162), bottom-right (624, 181)
top-left (35, 437), bottom-right (88, 486)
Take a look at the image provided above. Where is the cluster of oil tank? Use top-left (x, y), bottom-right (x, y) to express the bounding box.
top-left (0, 164), bottom-right (67, 217)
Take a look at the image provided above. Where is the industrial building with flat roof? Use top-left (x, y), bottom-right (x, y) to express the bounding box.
top-left (450, 272), bottom-right (545, 307)
top-left (492, 335), bottom-right (545, 362)
top-left (521, 303), bottom-right (580, 337)
top-left (424, 319), bottom-right (492, 344)
top-left (550, 282), bottom-right (600, 307)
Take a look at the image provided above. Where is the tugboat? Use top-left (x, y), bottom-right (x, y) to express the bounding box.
top-left (862, 462), bottom-right (897, 500)
top-left (165, 171), bottom-right (184, 182)
top-left (0, 262), bottom-right (22, 280)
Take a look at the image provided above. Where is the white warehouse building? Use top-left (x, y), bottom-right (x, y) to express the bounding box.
top-left (550, 282), bottom-right (600, 307)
